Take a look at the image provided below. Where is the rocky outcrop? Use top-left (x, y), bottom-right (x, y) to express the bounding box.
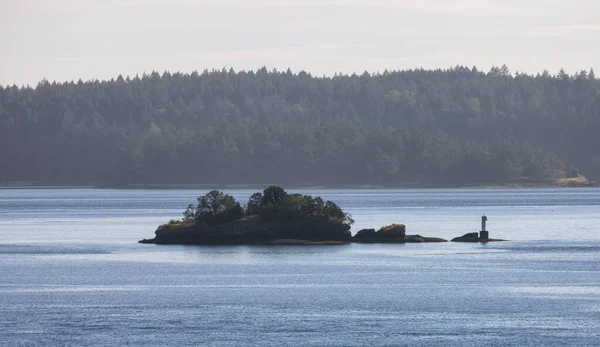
top-left (140, 220), bottom-right (512, 246)
top-left (405, 235), bottom-right (448, 243)
top-left (451, 232), bottom-right (507, 242)
top-left (139, 215), bottom-right (352, 245)
top-left (450, 232), bottom-right (481, 242)
top-left (352, 224), bottom-right (447, 243)
top-left (353, 224), bottom-right (405, 243)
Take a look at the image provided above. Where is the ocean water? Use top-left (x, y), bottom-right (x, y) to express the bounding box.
top-left (1, 188), bottom-right (599, 346)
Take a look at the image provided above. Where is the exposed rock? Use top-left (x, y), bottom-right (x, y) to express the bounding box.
top-left (405, 235), bottom-right (448, 243)
top-left (378, 224), bottom-right (406, 236)
top-left (451, 232), bottom-right (507, 242)
top-left (355, 228), bottom-right (377, 236)
top-left (352, 224), bottom-right (447, 243)
top-left (353, 225), bottom-right (404, 243)
top-left (138, 214), bottom-right (352, 245)
top-left (451, 232), bottom-right (481, 242)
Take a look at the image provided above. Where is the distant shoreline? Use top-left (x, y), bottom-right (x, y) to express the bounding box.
top-left (1, 181), bottom-right (598, 190)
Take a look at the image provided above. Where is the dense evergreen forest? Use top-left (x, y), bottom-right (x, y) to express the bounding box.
top-left (1, 66), bottom-right (599, 186)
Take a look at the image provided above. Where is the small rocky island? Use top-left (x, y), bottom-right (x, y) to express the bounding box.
top-left (450, 215), bottom-right (507, 242)
top-left (354, 224), bottom-right (447, 243)
top-left (450, 232), bottom-right (507, 243)
top-left (139, 186), bottom-right (448, 245)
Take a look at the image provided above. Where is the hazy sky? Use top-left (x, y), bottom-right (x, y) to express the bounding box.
top-left (2, 0), bottom-right (599, 86)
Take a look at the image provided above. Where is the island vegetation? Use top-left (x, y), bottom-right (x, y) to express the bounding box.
top-left (140, 186), bottom-right (355, 245)
top-left (140, 186), bottom-right (452, 245)
top-left (1, 66), bottom-right (599, 187)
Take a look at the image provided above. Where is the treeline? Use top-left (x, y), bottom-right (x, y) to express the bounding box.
top-left (1, 66), bottom-right (598, 185)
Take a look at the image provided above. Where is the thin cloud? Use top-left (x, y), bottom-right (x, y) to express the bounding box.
top-left (527, 24), bottom-right (600, 37)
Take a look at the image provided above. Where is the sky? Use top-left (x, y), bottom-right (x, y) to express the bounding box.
top-left (1, 0), bottom-right (599, 86)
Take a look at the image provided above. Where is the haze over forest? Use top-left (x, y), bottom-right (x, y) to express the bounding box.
top-left (1, 1), bottom-right (599, 186)
top-left (1, 66), bottom-right (599, 186)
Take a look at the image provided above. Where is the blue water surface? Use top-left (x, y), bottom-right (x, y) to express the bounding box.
top-left (1, 188), bottom-right (599, 346)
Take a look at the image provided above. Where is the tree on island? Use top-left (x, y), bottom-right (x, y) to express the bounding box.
top-left (247, 186), bottom-right (354, 226)
top-left (180, 186), bottom-right (353, 227)
top-left (144, 186), bottom-right (361, 244)
top-left (246, 192), bottom-right (263, 215)
top-left (261, 186), bottom-right (287, 209)
top-left (182, 189), bottom-right (243, 224)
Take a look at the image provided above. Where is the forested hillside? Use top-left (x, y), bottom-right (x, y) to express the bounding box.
top-left (1, 66), bottom-right (598, 186)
